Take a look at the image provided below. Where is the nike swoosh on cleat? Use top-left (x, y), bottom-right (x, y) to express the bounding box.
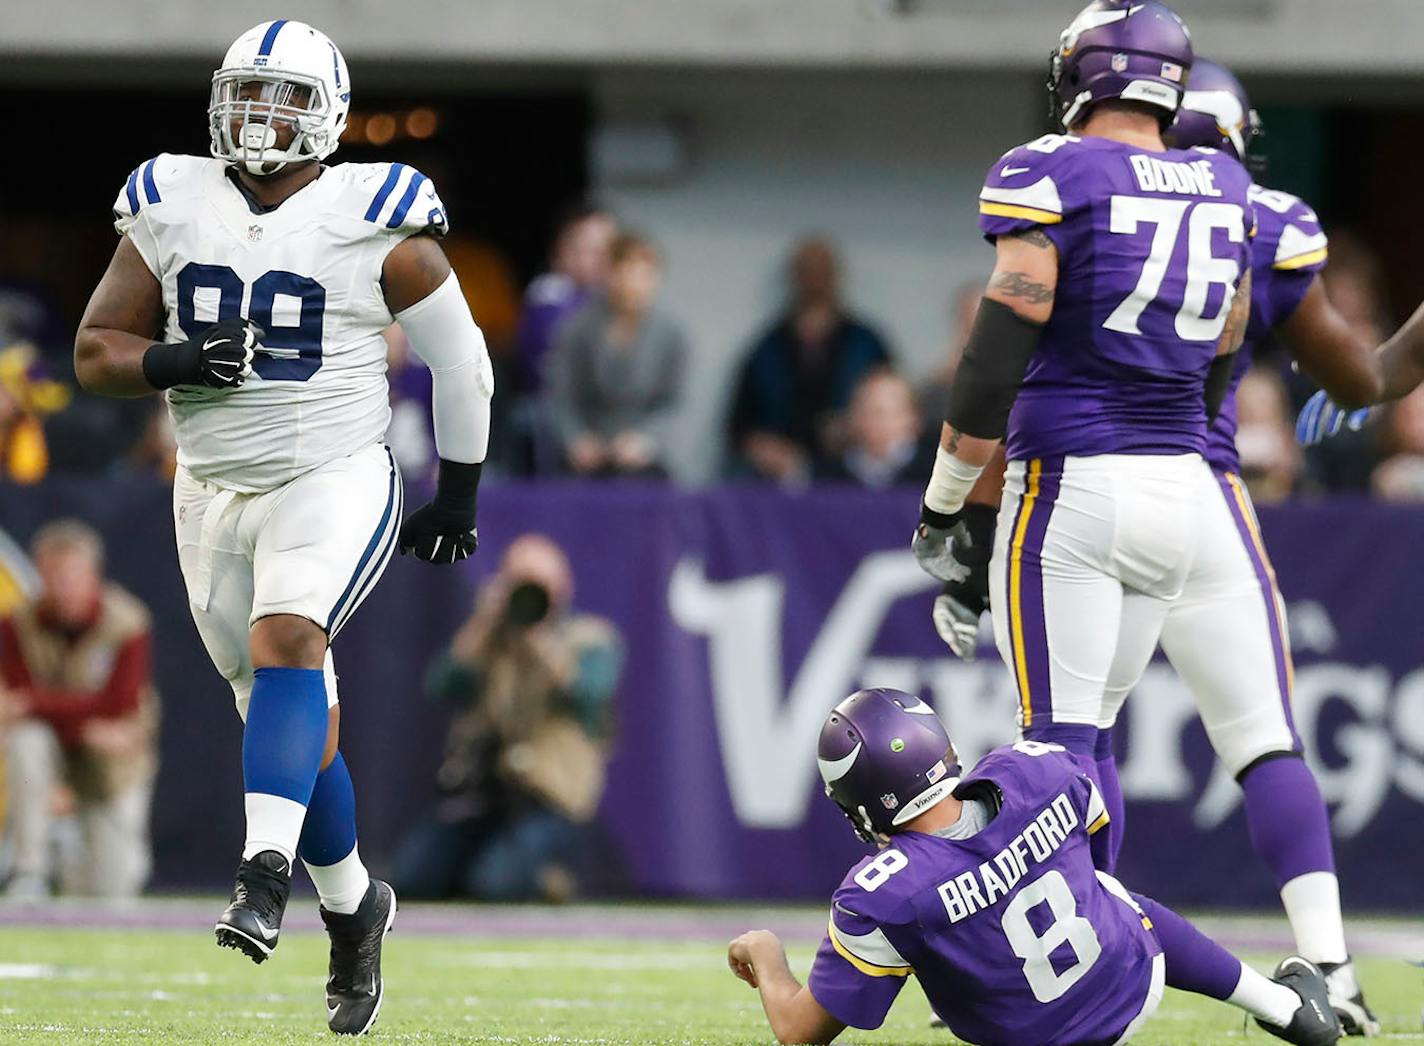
top-left (256, 924), bottom-right (278, 941)
top-left (1000, 165), bottom-right (1030, 177)
top-left (327, 1005), bottom-right (340, 1020)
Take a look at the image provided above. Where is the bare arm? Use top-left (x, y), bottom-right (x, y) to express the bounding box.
top-left (941, 229), bottom-right (1057, 465)
top-left (728, 931), bottom-right (845, 1046)
top-left (74, 236), bottom-right (167, 397)
top-left (1217, 269), bottom-right (1252, 358)
top-left (381, 233), bottom-right (454, 314)
top-left (1279, 274), bottom-right (1414, 408)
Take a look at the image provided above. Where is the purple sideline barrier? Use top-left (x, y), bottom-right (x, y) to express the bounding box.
top-left (2, 477), bottom-right (1421, 908)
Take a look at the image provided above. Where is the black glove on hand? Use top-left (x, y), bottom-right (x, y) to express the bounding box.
top-left (399, 459), bottom-right (481, 565)
top-left (931, 503), bottom-right (996, 659)
top-left (142, 319), bottom-right (260, 391)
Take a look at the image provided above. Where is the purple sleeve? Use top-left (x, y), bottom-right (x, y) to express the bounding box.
top-left (807, 931), bottom-right (907, 1031)
top-left (977, 135), bottom-right (1076, 252)
top-left (805, 879), bottom-right (913, 1031)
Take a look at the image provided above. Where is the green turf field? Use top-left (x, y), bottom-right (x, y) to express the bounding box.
top-left (0, 922), bottom-right (1420, 1044)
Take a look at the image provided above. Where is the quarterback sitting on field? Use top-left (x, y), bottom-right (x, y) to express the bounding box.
top-left (727, 688), bottom-right (1340, 1046)
top-left (73, 18), bottom-right (492, 1036)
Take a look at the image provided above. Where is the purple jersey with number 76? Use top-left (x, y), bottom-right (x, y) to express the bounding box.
top-left (807, 743), bottom-right (1162, 1046)
top-left (978, 134), bottom-right (1254, 463)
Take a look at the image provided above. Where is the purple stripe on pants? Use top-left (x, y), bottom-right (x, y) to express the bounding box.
top-left (1017, 457), bottom-right (1064, 730)
top-left (1214, 470), bottom-right (1299, 743)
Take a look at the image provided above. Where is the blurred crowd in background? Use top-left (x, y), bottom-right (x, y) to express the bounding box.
top-left (1, 205), bottom-right (1420, 504)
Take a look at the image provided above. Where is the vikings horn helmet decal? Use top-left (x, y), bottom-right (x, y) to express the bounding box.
top-left (1049, 1), bottom-right (1194, 130)
top-left (817, 688), bottom-right (960, 844)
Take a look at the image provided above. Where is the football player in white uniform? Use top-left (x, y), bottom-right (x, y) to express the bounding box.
top-left (74, 20), bottom-right (493, 1036)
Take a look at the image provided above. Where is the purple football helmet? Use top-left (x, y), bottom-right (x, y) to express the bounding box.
top-left (1049, 0), bottom-right (1194, 130)
top-left (817, 688), bottom-right (960, 844)
top-left (1166, 57), bottom-right (1262, 165)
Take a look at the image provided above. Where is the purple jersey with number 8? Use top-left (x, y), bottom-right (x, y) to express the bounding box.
top-left (807, 743), bottom-right (1162, 1046)
top-left (978, 134), bottom-right (1254, 463)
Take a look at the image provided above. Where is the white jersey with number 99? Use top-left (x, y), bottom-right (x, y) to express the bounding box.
top-left (113, 153), bottom-right (447, 493)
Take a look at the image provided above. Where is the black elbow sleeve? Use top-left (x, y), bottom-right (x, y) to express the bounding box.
top-left (944, 298), bottom-right (1043, 440)
top-left (1205, 353), bottom-right (1235, 420)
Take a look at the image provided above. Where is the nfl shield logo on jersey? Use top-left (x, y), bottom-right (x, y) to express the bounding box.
top-left (247, 224), bottom-right (263, 243)
top-left (1111, 52), bottom-right (1129, 73)
top-left (880, 793), bottom-right (899, 811)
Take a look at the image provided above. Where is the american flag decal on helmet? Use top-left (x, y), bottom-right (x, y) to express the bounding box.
top-left (1161, 62), bottom-right (1184, 82)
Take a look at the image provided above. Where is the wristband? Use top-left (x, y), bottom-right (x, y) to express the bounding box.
top-left (433, 459), bottom-right (483, 518)
top-left (922, 445), bottom-right (985, 516)
top-left (141, 340), bottom-right (200, 391)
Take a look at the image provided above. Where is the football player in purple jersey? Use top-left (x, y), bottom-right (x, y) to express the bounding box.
top-left (911, 0), bottom-right (1253, 864)
top-left (727, 688), bottom-right (1340, 1046)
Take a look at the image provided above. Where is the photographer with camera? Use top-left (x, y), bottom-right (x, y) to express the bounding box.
top-left (392, 534), bottom-right (622, 901)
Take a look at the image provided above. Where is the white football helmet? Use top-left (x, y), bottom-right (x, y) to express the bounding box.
top-left (209, 19), bottom-right (351, 176)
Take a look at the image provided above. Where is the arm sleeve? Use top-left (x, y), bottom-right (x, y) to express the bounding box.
top-left (394, 271), bottom-right (493, 464)
top-left (806, 887), bottom-right (911, 1031)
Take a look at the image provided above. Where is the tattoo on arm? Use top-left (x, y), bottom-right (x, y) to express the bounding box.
top-left (945, 427), bottom-right (963, 453)
top-left (988, 271), bottom-right (1055, 306)
top-left (1009, 229), bottom-right (1055, 250)
top-left (1219, 270), bottom-right (1253, 354)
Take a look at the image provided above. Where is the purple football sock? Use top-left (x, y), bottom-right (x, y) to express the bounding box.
top-left (1093, 728), bottom-right (1125, 873)
top-left (1133, 893), bottom-right (1242, 1001)
top-left (1239, 754), bottom-right (1336, 887)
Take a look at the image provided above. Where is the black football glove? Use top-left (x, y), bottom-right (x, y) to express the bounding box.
top-left (399, 459), bottom-right (481, 565)
top-left (930, 503), bottom-right (996, 660)
top-left (142, 319), bottom-right (260, 390)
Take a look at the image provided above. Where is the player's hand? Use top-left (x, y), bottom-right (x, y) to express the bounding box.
top-left (1296, 390), bottom-right (1371, 446)
top-left (142, 319), bottom-right (261, 391)
top-left (912, 507), bottom-right (972, 583)
top-left (398, 502), bottom-right (478, 564)
top-left (927, 504), bottom-right (995, 659)
top-left (727, 930), bottom-right (781, 989)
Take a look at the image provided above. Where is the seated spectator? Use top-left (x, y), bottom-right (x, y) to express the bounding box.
top-left (918, 281), bottom-right (983, 427)
top-left (816, 369), bottom-right (935, 488)
top-left (1235, 364), bottom-right (1301, 505)
top-left (393, 535), bottom-right (621, 902)
top-left (729, 237), bottom-right (892, 485)
top-left (0, 343), bottom-right (69, 485)
top-left (1371, 387), bottom-right (1424, 501)
top-left (0, 520), bottom-right (157, 899)
top-left (516, 204), bottom-right (618, 396)
top-left (547, 234), bottom-right (686, 478)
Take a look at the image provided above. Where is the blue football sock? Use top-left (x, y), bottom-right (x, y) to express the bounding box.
top-left (299, 751), bottom-right (358, 867)
top-left (241, 666), bottom-right (328, 863)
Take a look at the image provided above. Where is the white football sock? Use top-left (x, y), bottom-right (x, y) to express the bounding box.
top-left (241, 793), bottom-right (306, 866)
top-left (1280, 871), bottom-right (1349, 966)
top-left (1228, 965), bottom-right (1302, 1028)
top-left (303, 846), bottom-right (370, 915)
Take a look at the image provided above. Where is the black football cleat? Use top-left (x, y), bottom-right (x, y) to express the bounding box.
top-left (214, 850), bottom-right (292, 964)
top-left (320, 879), bottom-right (396, 1035)
top-left (1319, 959), bottom-right (1381, 1037)
top-left (1257, 956), bottom-right (1343, 1046)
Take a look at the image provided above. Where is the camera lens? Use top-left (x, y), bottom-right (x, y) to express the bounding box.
top-left (504, 582), bottom-right (551, 627)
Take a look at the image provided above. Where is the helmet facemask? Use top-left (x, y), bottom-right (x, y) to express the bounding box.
top-left (209, 70), bottom-right (336, 176)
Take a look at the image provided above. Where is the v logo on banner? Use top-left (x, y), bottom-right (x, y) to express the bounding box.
top-left (670, 551), bottom-right (937, 828)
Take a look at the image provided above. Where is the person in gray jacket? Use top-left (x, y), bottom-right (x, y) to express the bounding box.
top-left (547, 233), bottom-right (686, 478)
